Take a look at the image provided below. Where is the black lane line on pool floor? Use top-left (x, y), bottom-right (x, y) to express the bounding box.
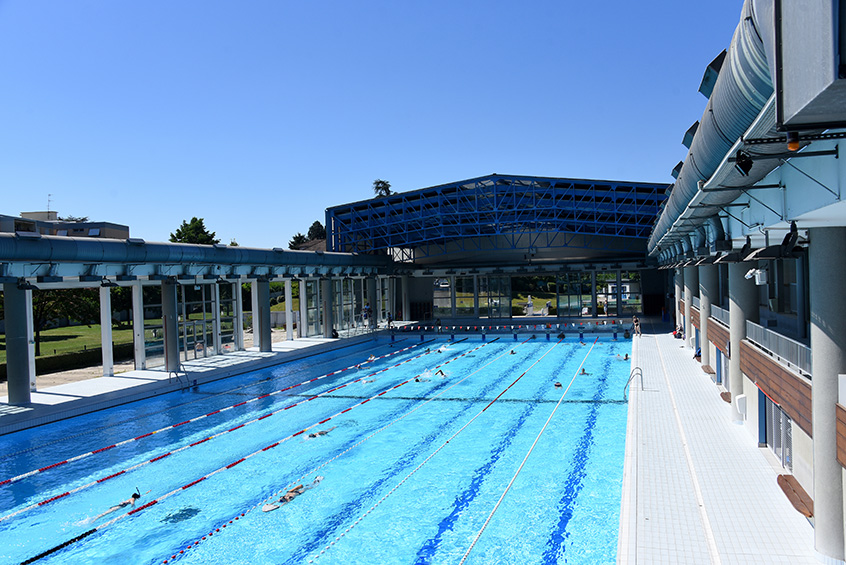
top-left (155, 338), bottom-right (528, 565)
top-left (1, 341), bottom-right (436, 525)
top-left (303, 338), bottom-right (562, 564)
top-left (0, 340), bottom-right (429, 489)
top-left (16, 339), bottom-right (487, 565)
top-left (0, 337), bottom-right (412, 461)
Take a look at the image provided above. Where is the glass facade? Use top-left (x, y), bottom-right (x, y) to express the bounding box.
top-left (306, 280), bottom-right (321, 336)
top-left (556, 273), bottom-right (593, 317)
top-left (433, 277), bottom-right (451, 319)
top-left (455, 277), bottom-right (475, 316)
top-left (142, 285), bottom-right (164, 368)
top-left (479, 276), bottom-right (510, 318)
top-left (619, 271), bottom-right (642, 315)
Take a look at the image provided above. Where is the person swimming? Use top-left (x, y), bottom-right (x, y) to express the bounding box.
top-left (554, 382), bottom-right (563, 388)
top-left (263, 476), bottom-right (323, 512)
top-left (367, 354), bottom-right (376, 362)
top-left (579, 368), bottom-right (589, 375)
top-left (308, 426), bottom-right (336, 439)
top-left (94, 489), bottom-right (147, 521)
top-left (435, 369), bottom-right (446, 377)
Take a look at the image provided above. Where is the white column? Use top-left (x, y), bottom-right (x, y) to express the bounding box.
top-left (251, 280), bottom-right (260, 348)
top-left (699, 264), bottom-right (718, 368)
top-left (99, 285), bottom-right (114, 377)
top-left (727, 261), bottom-right (757, 421)
top-left (24, 289), bottom-right (35, 391)
top-left (131, 283), bottom-right (146, 370)
top-left (212, 283), bottom-right (222, 354)
top-left (683, 266), bottom-right (699, 349)
top-left (234, 282), bottom-right (244, 350)
top-left (299, 280), bottom-right (309, 337)
top-left (809, 227), bottom-right (846, 561)
top-left (285, 279), bottom-right (294, 340)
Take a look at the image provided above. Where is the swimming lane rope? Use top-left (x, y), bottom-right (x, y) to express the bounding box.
top-left (307, 337), bottom-right (562, 563)
top-left (158, 337), bottom-right (518, 563)
top-left (17, 339), bottom-right (483, 564)
top-left (0, 341), bottom-right (424, 488)
top-left (458, 336), bottom-right (599, 564)
top-left (1, 342), bottom-right (434, 524)
top-left (1, 338), bottom-right (409, 462)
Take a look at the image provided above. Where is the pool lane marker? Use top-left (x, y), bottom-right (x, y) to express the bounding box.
top-left (157, 336), bottom-right (526, 564)
top-left (17, 339), bottom-right (483, 565)
top-left (459, 336), bottom-right (598, 564)
top-left (1, 342), bottom-right (438, 525)
top-left (0, 341), bottom-right (426, 490)
top-left (307, 336), bottom-right (563, 563)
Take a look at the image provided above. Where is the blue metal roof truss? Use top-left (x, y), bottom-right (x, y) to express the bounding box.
top-left (326, 174), bottom-right (669, 262)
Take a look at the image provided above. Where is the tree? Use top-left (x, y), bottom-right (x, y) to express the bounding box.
top-left (307, 221), bottom-right (326, 241)
top-left (59, 215), bottom-right (89, 222)
top-left (289, 233), bottom-right (307, 249)
top-left (229, 238), bottom-right (239, 247)
top-left (373, 179), bottom-right (392, 197)
top-left (170, 217), bottom-right (220, 245)
top-left (31, 289), bottom-right (100, 356)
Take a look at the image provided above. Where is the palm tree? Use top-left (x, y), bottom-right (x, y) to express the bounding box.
top-left (372, 179), bottom-right (392, 197)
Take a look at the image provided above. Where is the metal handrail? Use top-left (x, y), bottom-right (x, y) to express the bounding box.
top-left (746, 320), bottom-right (812, 375)
top-left (623, 366), bottom-right (643, 401)
top-left (711, 305), bottom-right (730, 326)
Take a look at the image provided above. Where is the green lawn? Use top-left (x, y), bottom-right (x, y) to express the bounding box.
top-left (0, 324), bottom-right (135, 364)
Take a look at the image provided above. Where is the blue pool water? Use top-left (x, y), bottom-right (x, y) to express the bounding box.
top-left (0, 335), bottom-right (631, 564)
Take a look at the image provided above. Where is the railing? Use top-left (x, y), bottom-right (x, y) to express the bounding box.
top-left (746, 320), bottom-right (812, 375)
top-left (623, 367), bottom-right (643, 401)
top-left (692, 296), bottom-right (701, 309)
top-left (711, 305), bottom-right (730, 326)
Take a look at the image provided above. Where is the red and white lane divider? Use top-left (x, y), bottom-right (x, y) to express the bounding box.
top-left (157, 337), bottom-right (518, 563)
top-left (19, 338), bottom-right (494, 564)
top-left (307, 336), bottom-right (561, 563)
top-left (1, 344), bottom-right (437, 525)
top-left (460, 337), bottom-right (598, 564)
top-left (0, 342), bottom-right (425, 489)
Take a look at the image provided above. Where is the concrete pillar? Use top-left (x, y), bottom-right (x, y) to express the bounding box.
top-left (473, 274), bottom-right (480, 318)
top-left (450, 275), bottom-right (457, 318)
top-left (590, 271), bottom-right (597, 317)
top-left (234, 282), bottom-right (245, 350)
top-left (674, 268), bottom-right (684, 326)
top-left (616, 270), bottom-right (623, 317)
top-left (727, 261), bottom-right (758, 421)
top-left (3, 283), bottom-right (33, 404)
top-left (161, 280), bottom-right (180, 373)
top-left (683, 266), bottom-right (699, 349)
top-left (366, 277), bottom-right (378, 329)
top-left (251, 280), bottom-right (260, 347)
top-left (254, 279), bottom-right (272, 352)
top-left (809, 227), bottom-right (846, 561)
top-left (402, 275), bottom-right (411, 321)
top-left (299, 280), bottom-right (309, 337)
top-left (699, 264), bottom-right (718, 368)
top-left (212, 283), bottom-right (222, 354)
top-left (99, 286), bottom-right (114, 377)
top-left (285, 279), bottom-right (294, 341)
top-left (132, 283), bottom-right (146, 370)
top-left (797, 254), bottom-right (808, 340)
top-left (321, 278), bottom-right (334, 337)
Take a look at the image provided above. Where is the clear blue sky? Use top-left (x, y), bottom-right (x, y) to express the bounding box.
top-left (0, 0), bottom-right (743, 248)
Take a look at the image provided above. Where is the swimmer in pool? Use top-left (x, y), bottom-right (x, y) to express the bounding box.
top-left (579, 368), bottom-right (589, 375)
top-left (554, 382), bottom-right (563, 388)
top-left (94, 489), bottom-right (146, 521)
top-left (263, 476), bottom-right (323, 512)
top-left (367, 355), bottom-right (376, 362)
top-left (308, 426), bottom-right (336, 439)
top-left (435, 369), bottom-right (446, 377)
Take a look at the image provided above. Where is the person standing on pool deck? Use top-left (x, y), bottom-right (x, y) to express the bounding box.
top-left (632, 315), bottom-right (642, 336)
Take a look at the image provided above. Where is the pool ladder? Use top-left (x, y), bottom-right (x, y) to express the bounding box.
top-left (623, 366), bottom-right (643, 401)
top-left (168, 364), bottom-right (191, 389)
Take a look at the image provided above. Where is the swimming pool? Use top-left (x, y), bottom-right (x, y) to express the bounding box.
top-left (0, 335), bottom-right (631, 564)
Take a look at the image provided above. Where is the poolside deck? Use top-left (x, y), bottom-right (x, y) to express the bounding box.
top-left (0, 322), bottom-right (820, 562)
top-left (619, 319), bottom-right (817, 564)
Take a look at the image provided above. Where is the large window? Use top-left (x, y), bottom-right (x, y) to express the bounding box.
top-left (180, 284), bottom-right (215, 360)
top-left (556, 273), bottom-right (592, 317)
top-left (596, 272), bottom-right (617, 317)
top-left (306, 280), bottom-right (321, 336)
top-left (218, 283), bottom-right (236, 352)
top-left (433, 277), bottom-right (452, 319)
top-left (143, 286), bottom-right (164, 368)
top-left (619, 271), bottom-right (642, 315)
top-left (456, 277), bottom-right (475, 316)
top-left (479, 276), bottom-right (510, 318)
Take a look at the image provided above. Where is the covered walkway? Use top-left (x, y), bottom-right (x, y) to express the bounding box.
top-left (619, 320), bottom-right (816, 564)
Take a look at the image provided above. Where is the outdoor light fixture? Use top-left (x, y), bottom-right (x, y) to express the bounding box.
top-left (17, 278), bottom-right (38, 291)
top-left (787, 131), bottom-right (800, 152)
top-left (100, 278), bottom-right (119, 288)
top-left (734, 150), bottom-right (754, 176)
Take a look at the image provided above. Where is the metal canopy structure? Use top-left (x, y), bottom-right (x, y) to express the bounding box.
top-left (327, 174), bottom-right (669, 266)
